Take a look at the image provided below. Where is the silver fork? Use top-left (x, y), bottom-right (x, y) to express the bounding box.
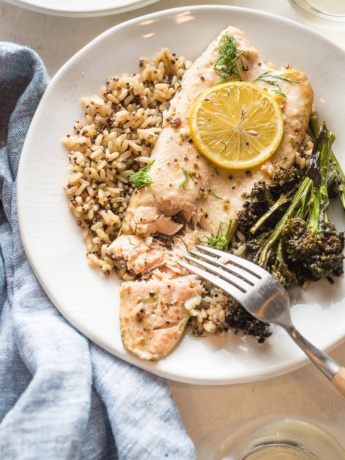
top-left (180, 245), bottom-right (345, 397)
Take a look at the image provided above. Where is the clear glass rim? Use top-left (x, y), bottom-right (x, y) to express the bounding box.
top-left (242, 440), bottom-right (320, 460)
top-left (215, 416), bottom-right (345, 460)
top-left (290, 0), bottom-right (345, 22)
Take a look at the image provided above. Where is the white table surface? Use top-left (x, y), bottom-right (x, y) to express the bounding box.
top-left (1, 0), bottom-right (345, 457)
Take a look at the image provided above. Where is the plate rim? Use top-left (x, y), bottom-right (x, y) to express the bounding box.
top-left (2, 0), bottom-right (161, 17)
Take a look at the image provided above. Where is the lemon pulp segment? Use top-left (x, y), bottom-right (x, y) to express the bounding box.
top-left (189, 82), bottom-right (284, 170)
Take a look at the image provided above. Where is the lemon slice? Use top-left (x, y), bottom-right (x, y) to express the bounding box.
top-left (189, 81), bottom-right (284, 170)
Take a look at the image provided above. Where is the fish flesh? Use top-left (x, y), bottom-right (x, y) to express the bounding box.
top-left (108, 26), bottom-right (314, 360)
top-left (120, 274), bottom-right (203, 361)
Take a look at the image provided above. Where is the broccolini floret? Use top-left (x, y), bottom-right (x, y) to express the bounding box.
top-left (237, 166), bottom-right (302, 235)
top-left (281, 218), bottom-right (344, 281)
top-left (241, 121), bottom-right (344, 287)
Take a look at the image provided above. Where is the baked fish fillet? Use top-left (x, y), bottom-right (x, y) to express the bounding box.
top-left (108, 26), bottom-right (314, 361)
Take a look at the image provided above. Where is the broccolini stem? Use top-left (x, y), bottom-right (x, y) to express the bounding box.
top-left (308, 122), bottom-right (334, 231)
top-left (308, 192), bottom-right (320, 232)
top-left (309, 116), bottom-right (345, 210)
top-left (256, 178), bottom-right (313, 268)
top-left (309, 115), bottom-right (319, 139)
top-left (250, 194), bottom-right (291, 235)
top-left (330, 153), bottom-right (345, 210)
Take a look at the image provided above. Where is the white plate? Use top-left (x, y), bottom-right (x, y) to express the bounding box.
top-left (17, 6), bottom-right (345, 385)
top-left (3, 0), bottom-right (160, 17)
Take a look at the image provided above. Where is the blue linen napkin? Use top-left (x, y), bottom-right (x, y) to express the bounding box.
top-left (0, 43), bottom-right (196, 460)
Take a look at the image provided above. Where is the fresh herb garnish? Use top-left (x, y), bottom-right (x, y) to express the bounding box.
top-left (176, 235), bottom-right (191, 253)
top-left (199, 188), bottom-right (222, 199)
top-left (180, 168), bottom-right (197, 188)
top-left (201, 220), bottom-right (232, 251)
top-left (128, 237), bottom-right (139, 248)
top-left (129, 160), bottom-right (155, 189)
top-left (214, 34), bottom-right (250, 82)
top-left (254, 71), bottom-right (299, 97)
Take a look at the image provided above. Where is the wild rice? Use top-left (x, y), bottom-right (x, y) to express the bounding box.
top-left (63, 48), bottom-right (190, 274)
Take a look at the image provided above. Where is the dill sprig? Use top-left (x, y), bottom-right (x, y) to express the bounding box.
top-left (200, 220), bottom-right (232, 251)
top-left (214, 34), bottom-right (250, 82)
top-left (129, 160), bottom-right (155, 189)
top-left (199, 188), bottom-right (222, 199)
top-left (128, 237), bottom-right (139, 248)
top-left (176, 235), bottom-right (191, 254)
top-left (254, 71), bottom-right (299, 97)
top-left (180, 168), bottom-right (197, 188)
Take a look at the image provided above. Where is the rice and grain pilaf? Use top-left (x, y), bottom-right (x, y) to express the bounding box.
top-left (63, 48), bottom-right (271, 341)
top-left (63, 49), bottom-right (189, 273)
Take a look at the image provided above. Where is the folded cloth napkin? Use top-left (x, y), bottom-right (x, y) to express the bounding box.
top-left (0, 44), bottom-right (196, 460)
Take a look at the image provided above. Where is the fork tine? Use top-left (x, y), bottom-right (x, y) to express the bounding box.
top-left (189, 249), bottom-right (259, 286)
top-left (178, 260), bottom-right (246, 304)
top-left (184, 254), bottom-right (250, 293)
top-left (196, 245), bottom-right (269, 278)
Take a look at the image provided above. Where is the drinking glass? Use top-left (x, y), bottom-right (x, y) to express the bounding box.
top-left (214, 416), bottom-right (345, 460)
top-left (290, 0), bottom-right (345, 21)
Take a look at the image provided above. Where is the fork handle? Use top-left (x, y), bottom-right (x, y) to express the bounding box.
top-left (331, 368), bottom-right (345, 397)
top-left (287, 326), bottom-right (345, 397)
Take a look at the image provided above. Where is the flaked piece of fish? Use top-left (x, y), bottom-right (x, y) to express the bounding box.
top-left (109, 25), bottom-right (314, 361)
top-left (120, 274), bottom-right (203, 361)
top-left (111, 229), bottom-right (200, 278)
